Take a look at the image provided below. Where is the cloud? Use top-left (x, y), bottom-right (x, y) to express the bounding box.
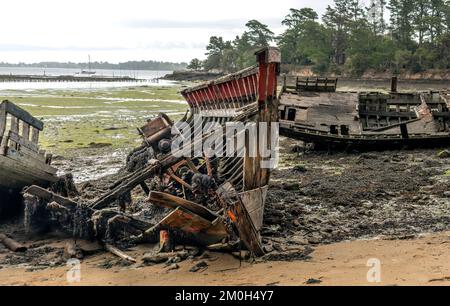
top-left (0, 42), bottom-right (205, 52)
top-left (119, 18), bottom-right (282, 30)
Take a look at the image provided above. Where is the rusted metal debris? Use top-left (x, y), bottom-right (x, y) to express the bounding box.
top-left (20, 47), bottom-right (281, 260)
top-left (279, 76), bottom-right (450, 150)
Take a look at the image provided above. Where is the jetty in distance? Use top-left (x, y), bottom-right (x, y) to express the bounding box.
top-left (0, 74), bottom-right (146, 83)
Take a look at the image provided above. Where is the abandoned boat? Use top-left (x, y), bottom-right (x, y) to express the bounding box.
top-left (279, 77), bottom-right (450, 149)
top-left (0, 100), bottom-right (57, 211)
top-left (23, 47), bottom-right (281, 257)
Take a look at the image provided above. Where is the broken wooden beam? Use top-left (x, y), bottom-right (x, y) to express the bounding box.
top-left (90, 155), bottom-right (182, 210)
top-left (23, 185), bottom-right (80, 211)
top-left (0, 234), bottom-right (27, 252)
top-left (148, 191), bottom-right (218, 222)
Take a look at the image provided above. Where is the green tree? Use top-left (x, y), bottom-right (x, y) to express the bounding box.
top-left (388, 0), bottom-right (415, 48)
top-left (187, 58), bottom-right (203, 71)
top-left (243, 20), bottom-right (275, 48)
top-left (204, 36), bottom-right (229, 71)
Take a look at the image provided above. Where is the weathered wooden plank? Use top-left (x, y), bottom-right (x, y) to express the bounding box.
top-left (31, 127), bottom-right (39, 144)
top-left (22, 122), bottom-right (30, 141)
top-left (7, 147), bottom-right (56, 175)
top-left (152, 207), bottom-right (228, 246)
top-left (105, 244), bottom-right (137, 263)
top-left (239, 187), bottom-right (268, 231)
top-left (23, 185), bottom-right (79, 210)
top-left (217, 182), bottom-right (264, 256)
top-left (6, 130), bottom-right (39, 153)
top-left (2, 100), bottom-right (44, 131)
top-left (10, 116), bottom-right (19, 134)
top-left (148, 191), bottom-right (218, 222)
top-left (0, 103), bottom-right (6, 139)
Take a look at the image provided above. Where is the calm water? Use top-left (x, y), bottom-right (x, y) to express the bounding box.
top-left (0, 67), bottom-right (174, 90)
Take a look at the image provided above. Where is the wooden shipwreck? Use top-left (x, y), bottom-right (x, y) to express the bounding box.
top-left (279, 77), bottom-right (450, 149)
top-left (0, 100), bottom-right (57, 214)
top-left (22, 47), bottom-right (281, 257)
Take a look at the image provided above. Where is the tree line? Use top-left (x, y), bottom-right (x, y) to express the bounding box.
top-left (0, 60), bottom-right (187, 71)
top-left (187, 0), bottom-right (450, 76)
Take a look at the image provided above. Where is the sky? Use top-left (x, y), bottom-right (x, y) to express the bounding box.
top-left (0, 0), bottom-right (333, 64)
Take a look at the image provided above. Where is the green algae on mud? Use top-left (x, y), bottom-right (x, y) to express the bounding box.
top-left (0, 85), bottom-right (188, 157)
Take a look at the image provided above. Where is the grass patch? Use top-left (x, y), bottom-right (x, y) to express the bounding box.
top-left (0, 85), bottom-right (188, 156)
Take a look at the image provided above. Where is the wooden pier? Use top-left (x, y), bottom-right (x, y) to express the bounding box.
top-left (0, 74), bottom-right (146, 83)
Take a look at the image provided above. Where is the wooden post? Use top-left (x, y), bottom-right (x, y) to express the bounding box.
top-left (31, 127), bottom-right (40, 144)
top-left (0, 102), bottom-right (6, 140)
top-left (244, 47), bottom-right (281, 190)
top-left (391, 76), bottom-right (398, 93)
top-left (22, 122), bottom-right (30, 141)
top-left (10, 116), bottom-right (19, 134)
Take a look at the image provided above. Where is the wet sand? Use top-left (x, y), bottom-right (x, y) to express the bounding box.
top-left (1, 232), bottom-right (450, 286)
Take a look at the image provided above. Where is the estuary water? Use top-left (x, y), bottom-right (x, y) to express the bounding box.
top-left (0, 67), bottom-right (174, 90)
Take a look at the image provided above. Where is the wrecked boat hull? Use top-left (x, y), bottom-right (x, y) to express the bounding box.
top-left (281, 124), bottom-right (450, 150)
top-left (279, 77), bottom-right (450, 150)
top-left (0, 100), bottom-right (57, 215)
top-left (21, 47), bottom-right (282, 257)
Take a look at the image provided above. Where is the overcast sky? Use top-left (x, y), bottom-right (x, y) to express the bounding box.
top-left (0, 0), bottom-right (333, 63)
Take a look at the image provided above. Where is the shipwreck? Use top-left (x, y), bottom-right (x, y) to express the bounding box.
top-left (20, 47), bottom-right (281, 259)
top-left (0, 100), bottom-right (57, 215)
top-left (279, 77), bottom-right (450, 150)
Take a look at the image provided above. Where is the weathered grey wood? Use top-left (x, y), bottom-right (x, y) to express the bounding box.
top-left (22, 122), bottom-right (30, 141)
top-left (105, 244), bottom-right (137, 263)
top-left (23, 185), bottom-right (79, 210)
top-left (31, 127), bottom-right (39, 144)
top-left (0, 135), bottom-right (8, 156)
top-left (7, 147), bottom-right (56, 175)
top-left (217, 182), bottom-right (265, 257)
top-left (239, 187), bottom-right (268, 231)
top-left (0, 103), bottom-right (6, 139)
top-left (1, 100), bottom-right (44, 131)
top-left (10, 116), bottom-right (19, 134)
top-left (0, 155), bottom-right (58, 191)
top-left (7, 130), bottom-right (39, 153)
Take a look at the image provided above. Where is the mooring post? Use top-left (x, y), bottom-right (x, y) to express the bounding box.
top-left (391, 76), bottom-right (398, 93)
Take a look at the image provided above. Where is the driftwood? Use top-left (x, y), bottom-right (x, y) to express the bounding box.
top-left (142, 250), bottom-right (190, 264)
top-left (0, 234), bottom-right (27, 252)
top-left (105, 244), bottom-right (137, 263)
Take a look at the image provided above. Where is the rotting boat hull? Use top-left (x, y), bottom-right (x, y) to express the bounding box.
top-left (279, 78), bottom-right (450, 150)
